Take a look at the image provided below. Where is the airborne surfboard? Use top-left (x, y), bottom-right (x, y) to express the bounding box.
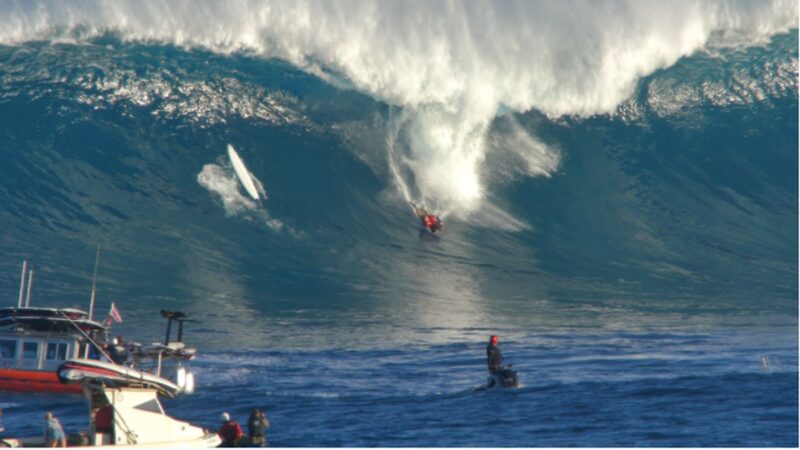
top-left (227, 144), bottom-right (260, 201)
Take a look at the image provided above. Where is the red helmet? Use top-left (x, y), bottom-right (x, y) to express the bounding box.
top-left (490, 335), bottom-right (499, 345)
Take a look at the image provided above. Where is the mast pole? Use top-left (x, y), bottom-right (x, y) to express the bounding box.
top-left (88, 245), bottom-right (101, 321)
top-left (25, 270), bottom-right (34, 307)
top-left (17, 260), bottom-right (27, 308)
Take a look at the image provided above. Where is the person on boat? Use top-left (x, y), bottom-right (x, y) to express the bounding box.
top-left (108, 336), bottom-right (129, 365)
top-left (247, 409), bottom-right (270, 447)
top-left (218, 412), bottom-right (244, 447)
top-left (44, 412), bottom-right (66, 447)
top-left (93, 405), bottom-right (113, 433)
top-left (85, 338), bottom-right (101, 360)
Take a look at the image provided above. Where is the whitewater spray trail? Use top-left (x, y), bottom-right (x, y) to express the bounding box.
top-left (2, 0), bottom-right (795, 216)
top-left (197, 146), bottom-right (284, 232)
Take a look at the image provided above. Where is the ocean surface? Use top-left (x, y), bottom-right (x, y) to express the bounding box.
top-left (0, 1), bottom-right (797, 447)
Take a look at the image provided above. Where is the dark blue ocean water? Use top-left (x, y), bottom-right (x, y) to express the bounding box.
top-left (0, 23), bottom-right (797, 448)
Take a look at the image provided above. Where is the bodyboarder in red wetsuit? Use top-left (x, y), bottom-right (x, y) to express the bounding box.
top-left (412, 203), bottom-right (443, 233)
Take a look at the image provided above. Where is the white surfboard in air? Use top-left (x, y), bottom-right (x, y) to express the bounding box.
top-left (227, 144), bottom-right (260, 201)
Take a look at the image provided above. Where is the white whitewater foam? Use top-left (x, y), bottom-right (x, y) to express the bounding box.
top-left (197, 163), bottom-right (257, 217)
top-left (197, 155), bottom-right (283, 232)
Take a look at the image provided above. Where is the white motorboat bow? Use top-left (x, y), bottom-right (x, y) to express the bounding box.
top-left (0, 380), bottom-right (220, 448)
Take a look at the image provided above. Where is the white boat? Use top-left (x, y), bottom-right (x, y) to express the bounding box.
top-left (1, 260), bottom-right (198, 396)
top-left (0, 380), bottom-right (220, 448)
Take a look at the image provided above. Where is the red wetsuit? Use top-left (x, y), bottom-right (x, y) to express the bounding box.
top-left (423, 214), bottom-right (438, 230)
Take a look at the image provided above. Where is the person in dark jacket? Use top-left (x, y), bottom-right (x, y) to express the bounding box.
top-left (486, 335), bottom-right (504, 374)
top-left (218, 412), bottom-right (243, 447)
top-left (247, 409), bottom-right (270, 447)
top-left (108, 336), bottom-right (128, 365)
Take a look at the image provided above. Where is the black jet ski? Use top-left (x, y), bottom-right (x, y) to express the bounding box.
top-left (486, 367), bottom-right (519, 388)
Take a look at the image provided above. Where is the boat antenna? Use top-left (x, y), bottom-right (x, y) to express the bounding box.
top-left (25, 269), bottom-right (34, 307)
top-left (88, 245), bottom-right (101, 321)
top-left (17, 260), bottom-right (28, 308)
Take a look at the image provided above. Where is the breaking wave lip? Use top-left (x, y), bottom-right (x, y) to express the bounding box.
top-left (0, 1), bottom-right (794, 115)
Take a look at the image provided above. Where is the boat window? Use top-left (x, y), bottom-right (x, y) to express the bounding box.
top-left (22, 342), bottom-right (38, 359)
top-left (46, 342), bottom-right (57, 360)
top-left (0, 339), bottom-right (15, 359)
top-left (58, 343), bottom-right (68, 360)
top-left (134, 398), bottom-right (164, 415)
top-left (46, 343), bottom-right (70, 361)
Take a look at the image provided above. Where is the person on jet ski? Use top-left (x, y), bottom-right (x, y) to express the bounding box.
top-left (486, 335), bottom-right (505, 374)
top-left (486, 335), bottom-right (518, 387)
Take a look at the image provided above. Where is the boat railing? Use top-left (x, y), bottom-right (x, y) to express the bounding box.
top-left (112, 405), bottom-right (138, 445)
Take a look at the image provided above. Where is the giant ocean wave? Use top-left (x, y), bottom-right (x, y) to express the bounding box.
top-left (0, 1), bottom-right (796, 343)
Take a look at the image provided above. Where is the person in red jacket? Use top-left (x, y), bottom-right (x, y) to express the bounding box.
top-left (412, 203), bottom-right (444, 233)
top-left (218, 412), bottom-right (243, 447)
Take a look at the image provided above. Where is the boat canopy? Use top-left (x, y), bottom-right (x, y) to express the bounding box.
top-left (0, 307), bottom-right (105, 333)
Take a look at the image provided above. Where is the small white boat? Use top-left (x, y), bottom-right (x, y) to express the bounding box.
top-left (0, 380), bottom-right (220, 448)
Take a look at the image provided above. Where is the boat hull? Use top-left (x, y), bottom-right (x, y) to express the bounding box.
top-left (1, 433), bottom-right (221, 448)
top-left (0, 368), bottom-right (83, 394)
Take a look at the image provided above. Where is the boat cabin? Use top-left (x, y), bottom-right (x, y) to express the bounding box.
top-left (0, 307), bottom-right (107, 393)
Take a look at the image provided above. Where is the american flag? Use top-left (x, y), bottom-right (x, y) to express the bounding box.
top-left (105, 302), bottom-right (123, 327)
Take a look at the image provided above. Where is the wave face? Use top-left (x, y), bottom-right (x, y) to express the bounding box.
top-left (0, 0), bottom-right (796, 212)
top-left (0, 3), bottom-right (796, 446)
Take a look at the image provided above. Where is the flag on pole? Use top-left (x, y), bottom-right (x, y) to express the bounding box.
top-left (104, 302), bottom-right (123, 327)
